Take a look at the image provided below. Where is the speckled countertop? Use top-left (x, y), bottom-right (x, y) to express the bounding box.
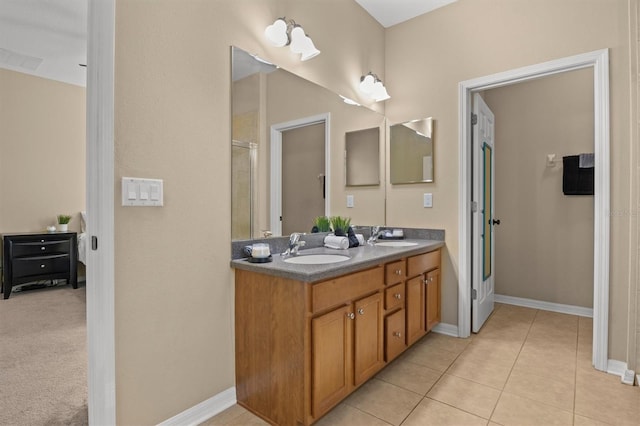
top-left (230, 239), bottom-right (444, 283)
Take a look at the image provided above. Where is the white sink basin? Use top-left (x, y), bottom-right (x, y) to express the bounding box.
top-left (375, 241), bottom-right (419, 247)
top-left (284, 254), bottom-right (350, 265)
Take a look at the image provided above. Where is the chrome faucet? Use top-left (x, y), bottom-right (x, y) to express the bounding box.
top-left (367, 226), bottom-right (384, 244)
top-left (283, 232), bottom-right (306, 256)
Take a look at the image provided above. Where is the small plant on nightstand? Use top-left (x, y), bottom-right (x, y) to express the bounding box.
top-left (57, 214), bottom-right (72, 232)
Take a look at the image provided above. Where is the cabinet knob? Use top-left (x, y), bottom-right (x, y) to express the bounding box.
top-left (395, 269), bottom-right (402, 275)
top-left (41, 246), bottom-right (46, 251)
top-left (357, 308), bottom-right (364, 315)
top-left (394, 293), bottom-right (402, 300)
top-left (393, 331), bottom-right (402, 338)
top-left (423, 279), bottom-right (428, 285)
top-left (40, 264), bottom-right (46, 268)
top-left (346, 312), bottom-right (355, 320)
top-left (40, 240), bottom-right (45, 243)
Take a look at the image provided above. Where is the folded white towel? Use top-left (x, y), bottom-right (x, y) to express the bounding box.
top-left (356, 234), bottom-right (365, 246)
top-left (324, 235), bottom-right (349, 250)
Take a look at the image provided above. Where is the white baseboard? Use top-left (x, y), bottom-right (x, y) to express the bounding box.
top-left (158, 387), bottom-right (236, 426)
top-left (606, 359), bottom-right (627, 377)
top-left (432, 322), bottom-right (458, 337)
top-left (495, 294), bottom-right (593, 318)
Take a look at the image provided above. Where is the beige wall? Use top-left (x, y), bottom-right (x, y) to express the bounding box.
top-left (114, 0), bottom-right (384, 424)
top-left (385, 0), bottom-right (637, 363)
top-left (0, 69), bottom-right (85, 234)
top-left (483, 69), bottom-right (594, 308)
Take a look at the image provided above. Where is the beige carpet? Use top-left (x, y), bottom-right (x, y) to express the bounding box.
top-left (0, 283), bottom-right (88, 425)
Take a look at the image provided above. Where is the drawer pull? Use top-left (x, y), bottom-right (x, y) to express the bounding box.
top-left (40, 264), bottom-right (46, 268)
top-left (395, 269), bottom-right (402, 275)
top-left (393, 331), bottom-right (402, 338)
top-left (394, 293), bottom-right (402, 300)
top-left (357, 308), bottom-right (364, 315)
top-left (40, 240), bottom-right (45, 243)
top-left (41, 247), bottom-right (46, 251)
top-left (346, 312), bottom-right (355, 320)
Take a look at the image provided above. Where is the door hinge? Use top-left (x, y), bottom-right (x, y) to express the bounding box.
top-left (471, 113), bottom-right (478, 125)
top-left (91, 236), bottom-right (98, 251)
top-left (471, 201), bottom-right (478, 212)
top-left (472, 288), bottom-right (478, 300)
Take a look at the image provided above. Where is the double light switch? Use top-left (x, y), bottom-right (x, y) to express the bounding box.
top-left (122, 177), bottom-right (164, 206)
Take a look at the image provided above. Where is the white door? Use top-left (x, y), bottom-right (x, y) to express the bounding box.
top-left (472, 93), bottom-right (497, 332)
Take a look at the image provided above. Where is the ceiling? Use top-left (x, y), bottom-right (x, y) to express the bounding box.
top-left (0, 0), bottom-right (87, 87)
top-left (0, 0), bottom-right (455, 87)
top-left (355, 0), bottom-right (457, 28)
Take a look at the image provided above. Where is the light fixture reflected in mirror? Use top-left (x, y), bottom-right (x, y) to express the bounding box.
top-left (359, 72), bottom-right (390, 102)
top-left (264, 18), bottom-right (321, 61)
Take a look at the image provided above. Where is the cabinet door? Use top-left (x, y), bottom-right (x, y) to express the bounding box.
top-left (311, 305), bottom-right (352, 418)
top-left (385, 309), bottom-right (406, 361)
top-left (426, 269), bottom-right (441, 331)
top-left (353, 292), bottom-right (384, 386)
top-left (406, 275), bottom-right (426, 345)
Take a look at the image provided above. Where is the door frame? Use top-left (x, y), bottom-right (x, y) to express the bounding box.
top-left (458, 49), bottom-right (610, 371)
top-left (270, 113), bottom-right (331, 236)
top-left (86, 0), bottom-right (116, 424)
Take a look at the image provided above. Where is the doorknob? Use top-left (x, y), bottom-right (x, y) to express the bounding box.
top-left (491, 219), bottom-right (501, 225)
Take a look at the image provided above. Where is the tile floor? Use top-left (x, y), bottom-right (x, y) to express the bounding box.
top-left (203, 304), bottom-right (640, 425)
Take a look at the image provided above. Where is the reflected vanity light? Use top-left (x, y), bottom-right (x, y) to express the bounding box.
top-left (264, 18), bottom-right (321, 61)
top-left (359, 72), bottom-right (390, 102)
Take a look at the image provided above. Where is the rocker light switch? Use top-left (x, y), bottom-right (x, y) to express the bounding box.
top-left (122, 177), bottom-right (164, 206)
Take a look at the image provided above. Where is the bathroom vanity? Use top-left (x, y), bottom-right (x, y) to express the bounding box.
top-left (231, 240), bottom-right (443, 425)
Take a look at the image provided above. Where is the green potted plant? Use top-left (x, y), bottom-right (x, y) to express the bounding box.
top-left (330, 216), bottom-right (351, 236)
top-left (57, 214), bottom-right (72, 232)
top-left (313, 216), bottom-right (331, 233)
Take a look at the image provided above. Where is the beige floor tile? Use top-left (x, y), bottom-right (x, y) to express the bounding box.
top-left (344, 378), bottom-right (423, 426)
top-left (446, 351), bottom-right (515, 390)
top-left (427, 374), bottom-right (501, 419)
top-left (503, 369), bottom-right (575, 411)
top-left (314, 403), bottom-right (392, 426)
top-left (491, 392), bottom-right (573, 426)
top-left (533, 310), bottom-right (579, 331)
top-left (199, 405), bottom-right (248, 425)
top-left (512, 349), bottom-right (576, 385)
top-left (575, 367), bottom-right (640, 425)
top-left (401, 398), bottom-right (488, 426)
top-left (573, 414), bottom-right (613, 425)
top-left (226, 411), bottom-right (270, 425)
top-left (418, 332), bottom-right (472, 355)
top-left (401, 342), bottom-right (460, 373)
top-left (465, 336), bottom-right (523, 361)
top-left (376, 359), bottom-right (441, 395)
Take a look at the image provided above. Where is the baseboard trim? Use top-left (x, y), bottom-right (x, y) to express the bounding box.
top-left (158, 387), bottom-right (236, 426)
top-left (495, 294), bottom-right (593, 318)
top-left (606, 359), bottom-right (627, 377)
top-left (432, 322), bottom-right (458, 337)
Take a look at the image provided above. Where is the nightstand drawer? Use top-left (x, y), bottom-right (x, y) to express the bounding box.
top-left (12, 254), bottom-right (70, 279)
top-left (12, 240), bottom-right (71, 257)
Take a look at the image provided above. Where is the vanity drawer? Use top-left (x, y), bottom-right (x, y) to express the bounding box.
top-left (385, 260), bottom-right (406, 285)
top-left (12, 254), bottom-right (70, 279)
top-left (12, 240), bottom-right (71, 257)
top-left (385, 309), bottom-right (406, 361)
top-left (312, 266), bottom-right (384, 313)
top-left (385, 283), bottom-right (405, 311)
top-left (407, 250), bottom-right (440, 277)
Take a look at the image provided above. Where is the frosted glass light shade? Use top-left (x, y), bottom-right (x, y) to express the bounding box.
top-left (372, 81), bottom-right (390, 101)
top-left (359, 74), bottom-right (375, 94)
top-left (265, 18), bottom-right (288, 47)
top-left (289, 26), bottom-right (307, 53)
top-left (300, 36), bottom-right (321, 61)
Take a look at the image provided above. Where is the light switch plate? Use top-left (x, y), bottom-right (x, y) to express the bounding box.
top-left (122, 177), bottom-right (164, 206)
top-left (423, 193), bottom-right (433, 208)
top-left (347, 195), bottom-right (354, 208)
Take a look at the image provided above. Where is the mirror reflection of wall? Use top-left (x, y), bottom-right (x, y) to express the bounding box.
top-left (231, 46), bottom-right (387, 240)
top-left (390, 118), bottom-right (434, 184)
top-left (345, 127), bottom-right (380, 186)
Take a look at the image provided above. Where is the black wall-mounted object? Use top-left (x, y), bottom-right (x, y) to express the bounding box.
top-left (562, 155), bottom-right (594, 195)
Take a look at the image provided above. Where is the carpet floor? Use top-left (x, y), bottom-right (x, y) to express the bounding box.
top-left (0, 283), bottom-right (88, 425)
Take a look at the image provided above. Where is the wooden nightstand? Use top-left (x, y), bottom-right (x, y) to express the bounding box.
top-left (2, 232), bottom-right (78, 299)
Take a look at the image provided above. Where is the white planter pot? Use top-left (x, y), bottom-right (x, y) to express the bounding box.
top-left (58, 224), bottom-right (68, 232)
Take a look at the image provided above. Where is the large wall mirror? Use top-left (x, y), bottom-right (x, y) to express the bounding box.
top-left (231, 46), bottom-right (386, 240)
top-left (390, 117), bottom-right (434, 184)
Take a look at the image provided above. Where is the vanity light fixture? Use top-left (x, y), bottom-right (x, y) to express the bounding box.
top-left (264, 18), bottom-right (321, 61)
top-left (359, 72), bottom-right (390, 102)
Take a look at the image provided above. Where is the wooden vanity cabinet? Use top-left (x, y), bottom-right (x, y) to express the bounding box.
top-left (234, 248), bottom-right (441, 425)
